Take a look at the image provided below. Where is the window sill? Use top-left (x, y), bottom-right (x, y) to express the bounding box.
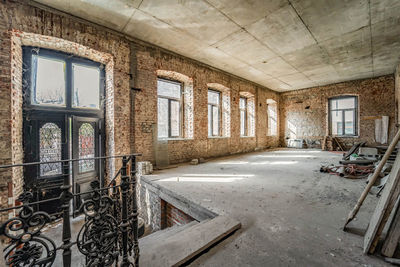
top-left (240, 136), bottom-right (255, 138)
top-left (334, 135), bottom-right (360, 138)
top-left (158, 137), bottom-right (194, 141)
top-left (208, 136), bottom-right (229, 139)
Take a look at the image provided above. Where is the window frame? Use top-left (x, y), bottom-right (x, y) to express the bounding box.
top-left (208, 89), bottom-right (222, 137)
top-left (328, 95), bottom-right (358, 136)
top-left (267, 101), bottom-right (278, 136)
top-left (239, 97), bottom-right (248, 137)
top-left (157, 78), bottom-right (184, 139)
top-left (23, 47), bottom-right (104, 118)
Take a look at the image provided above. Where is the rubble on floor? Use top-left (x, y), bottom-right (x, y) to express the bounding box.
top-left (320, 141), bottom-right (394, 181)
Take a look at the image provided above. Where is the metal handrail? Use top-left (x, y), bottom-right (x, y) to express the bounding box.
top-left (0, 154), bottom-right (140, 266)
top-left (0, 153), bottom-right (142, 168)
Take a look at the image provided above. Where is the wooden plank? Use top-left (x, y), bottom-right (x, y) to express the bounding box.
top-left (381, 198), bottom-right (400, 257)
top-left (139, 216), bottom-right (241, 267)
top-left (364, 150), bottom-right (400, 254)
top-left (333, 137), bottom-right (344, 151)
top-left (344, 129), bottom-right (400, 229)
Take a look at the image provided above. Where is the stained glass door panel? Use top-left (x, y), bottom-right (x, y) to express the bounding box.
top-left (72, 116), bottom-right (101, 210)
top-left (39, 122), bottom-right (62, 176)
top-left (78, 123), bottom-right (95, 173)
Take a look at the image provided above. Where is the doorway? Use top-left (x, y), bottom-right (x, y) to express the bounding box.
top-left (22, 47), bottom-right (105, 215)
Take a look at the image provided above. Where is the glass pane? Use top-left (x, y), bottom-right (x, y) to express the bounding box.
top-left (331, 110), bottom-right (343, 135)
top-left (208, 105), bottom-right (212, 136)
top-left (268, 104), bottom-right (277, 135)
top-left (208, 90), bottom-right (220, 105)
top-left (170, 100), bottom-right (180, 137)
top-left (73, 64), bottom-right (100, 109)
top-left (240, 110), bottom-right (246, 136)
top-left (39, 123), bottom-right (62, 176)
top-left (270, 119), bottom-right (277, 136)
top-left (79, 123), bottom-right (95, 173)
top-left (212, 106), bottom-right (219, 136)
top-left (345, 110), bottom-right (355, 135)
top-left (330, 97), bottom-right (355, 110)
top-left (158, 98), bottom-right (168, 138)
top-left (240, 97), bottom-right (246, 109)
top-left (33, 56), bottom-right (66, 106)
top-left (157, 79), bottom-right (181, 98)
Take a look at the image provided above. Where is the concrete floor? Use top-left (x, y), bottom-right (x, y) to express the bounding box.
top-left (144, 148), bottom-right (391, 266)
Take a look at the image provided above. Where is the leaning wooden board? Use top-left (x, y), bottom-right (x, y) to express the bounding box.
top-left (381, 198), bottom-right (400, 257)
top-left (364, 150), bottom-right (400, 254)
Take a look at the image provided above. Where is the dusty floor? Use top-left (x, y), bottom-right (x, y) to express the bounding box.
top-left (144, 148), bottom-right (391, 267)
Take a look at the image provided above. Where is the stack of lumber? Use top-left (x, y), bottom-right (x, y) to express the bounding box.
top-left (343, 128), bottom-right (400, 264)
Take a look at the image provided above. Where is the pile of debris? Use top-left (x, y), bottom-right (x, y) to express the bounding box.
top-left (342, 129), bottom-right (400, 265)
top-left (320, 142), bottom-right (391, 180)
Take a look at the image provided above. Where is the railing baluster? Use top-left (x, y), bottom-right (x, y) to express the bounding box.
top-left (120, 156), bottom-right (132, 267)
top-left (131, 156), bottom-right (140, 266)
top-left (61, 161), bottom-right (73, 267)
top-left (0, 153), bottom-right (141, 266)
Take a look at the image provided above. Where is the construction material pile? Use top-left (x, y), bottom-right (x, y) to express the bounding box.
top-left (320, 142), bottom-right (394, 180)
top-left (342, 129), bottom-right (400, 265)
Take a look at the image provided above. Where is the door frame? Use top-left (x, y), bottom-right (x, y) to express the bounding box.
top-left (22, 46), bottom-right (106, 214)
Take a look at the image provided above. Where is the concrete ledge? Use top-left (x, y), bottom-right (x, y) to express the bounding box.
top-left (141, 175), bottom-right (218, 221)
top-left (139, 216), bottom-right (241, 267)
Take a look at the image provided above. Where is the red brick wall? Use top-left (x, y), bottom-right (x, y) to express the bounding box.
top-left (132, 44), bottom-right (280, 163)
top-left (161, 199), bottom-right (195, 229)
top-left (0, 0), bottom-right (280, 210)
top-left (0, 0), bottom-right (131, 211)
top-left (279, 75), bottom-right (396, 148)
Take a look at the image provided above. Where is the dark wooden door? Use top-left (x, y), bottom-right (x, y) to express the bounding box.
top-left (23, 113), bottom-right (68, 215)
top-left (72, 116), bottom-right (102, 210)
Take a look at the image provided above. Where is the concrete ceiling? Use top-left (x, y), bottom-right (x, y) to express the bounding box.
top-left (33, 0), bottom-right (400, 92)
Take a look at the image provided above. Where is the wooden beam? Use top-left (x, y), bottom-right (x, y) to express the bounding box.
top-left (364, 150), bottom-right (400, 253)
top-left (381, 198), bottom-right (400, 257)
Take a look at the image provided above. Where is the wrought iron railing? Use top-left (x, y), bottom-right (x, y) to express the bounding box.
top-left (0, 154), bottom-right (141, 267)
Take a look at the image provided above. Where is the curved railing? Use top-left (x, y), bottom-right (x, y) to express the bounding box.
top-left (0, 154), bottom-right (141, 267)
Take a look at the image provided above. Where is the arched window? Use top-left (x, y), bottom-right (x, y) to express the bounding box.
top-left (207, 83), bottom-right (231, 137)
top-left (239, 92), bottom-right (255, 137)
top-left (267, 99), bottom-right (278, 136)
top-left (157, 70), bottom-right (194, 139)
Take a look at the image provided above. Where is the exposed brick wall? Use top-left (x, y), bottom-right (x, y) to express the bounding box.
top-left (0, 0), bottom-right (280, 210)
top-left (161, 199), bottom-right (195, 229)
top-left (132, 44), bottom-right (280, 163)
top-left (0, 0), bottom-right (130, 209)
top-left (279, 75), bottom-right (396, 149)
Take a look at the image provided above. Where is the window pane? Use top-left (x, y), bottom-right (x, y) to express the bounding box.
top-left (33, 56), bottom-right (66, 106)
top-left (331, 97), bottom-right (355, 110)
top-left (170, 100), bottom-right (180, 137)
top-left (157, 79), bottom-right (181, 98)
top-left (240, 110), bottom-right (246, 136)
top-left (240, 97), bottom-right (246, 109)
top-left (268, 104), bottom-right (278, 136)
top-left (331, 110), bottom-right (343, 135)
top-left (345, 110), bottom-right (355, 135)
top-left (270, 119), bottom-right (277, 136)
top-left (158, 98), bottom-right (168, 138)
top-left (39, 123), bottom-right (62, 176)
top-left (79, 123), bottom-right (95, 173)
top-left (208, 105), bottom-right (212, 136)
top-left (212, 106), bottom-right (219, 136)
top-left (73, 64), bottom-right (100, 109)
top-left (208, 90), bottom-right (220, 105)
